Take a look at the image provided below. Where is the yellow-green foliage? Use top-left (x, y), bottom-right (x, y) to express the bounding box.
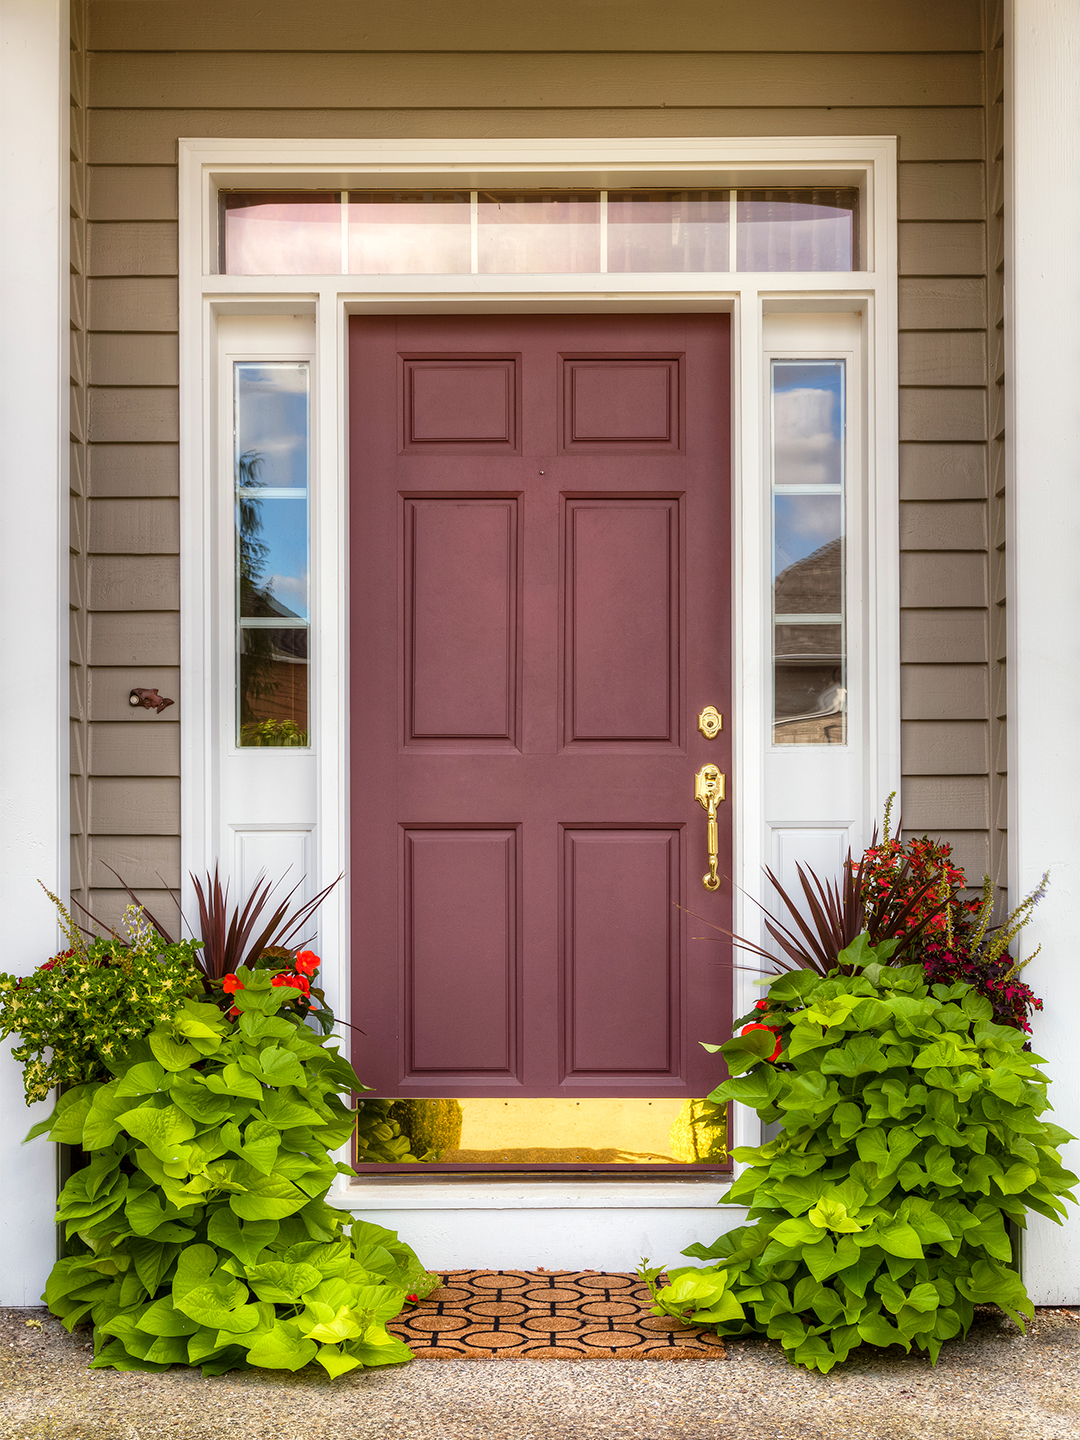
top-left (669, 1099), bottom-right (727, 1164)
top-left (0, 922), bottom-right (205, 1104)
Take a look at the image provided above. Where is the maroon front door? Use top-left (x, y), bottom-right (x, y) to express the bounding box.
top-left (349, 313), bottom-right (731, 1100)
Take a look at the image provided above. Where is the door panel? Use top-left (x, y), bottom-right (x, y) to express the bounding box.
top-left (351, 313), bottom-right (731, 1102)
top-left (404, 497), bottom-right (520, 745)
top-left (403, 827), bottom-right (520, 1079)
top-left (563, 497), bottom-right (679, 745)
top-left (562, 827), bottom-right (680, 1077)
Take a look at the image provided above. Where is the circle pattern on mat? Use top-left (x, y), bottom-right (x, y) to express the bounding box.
top-left (389, 1271), bottom-right (728, 1360)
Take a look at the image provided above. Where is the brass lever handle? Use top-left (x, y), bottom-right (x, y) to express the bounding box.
top-left (694, 763), bottom-right (726, 891)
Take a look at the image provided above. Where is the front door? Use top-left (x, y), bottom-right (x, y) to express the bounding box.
top-left (349, 313), bottom-right (731, 1108)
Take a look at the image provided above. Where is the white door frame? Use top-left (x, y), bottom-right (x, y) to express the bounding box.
top-left (178, 136), bottom-right (899, 1268)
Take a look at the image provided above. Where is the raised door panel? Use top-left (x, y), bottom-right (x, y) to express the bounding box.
top-left (563, 497), bottom-right (679, 746)
top-left (561, 356), bottom-right (682, 453)
top-left (403, 828), bottom-right (520, 1079)
top-left (402, 356), bottom-right (519, 453)
top-left (404, 497), bottom-right (520, 745)
top-left (562, 828), bottom-right (681, 1078)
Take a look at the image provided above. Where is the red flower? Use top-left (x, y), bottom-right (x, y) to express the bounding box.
top-left (222, 973), bottom-right (243, 995)
top-left (755, 999), bottom-right (770, 1012)
top-left (405, 1294), bottom-right (418, 1303)
top-left (228, 1006), bottom-right (240, 1019)
top-left (294, 950), bottom-right (320, 977)
top-left (741, 1022), bottom-right (782, 1063)
top-left (272, 972), bottom-right (310, 995)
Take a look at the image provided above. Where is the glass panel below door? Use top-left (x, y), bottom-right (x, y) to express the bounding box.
top-left (354, 1097), bottom-right (728, 1167)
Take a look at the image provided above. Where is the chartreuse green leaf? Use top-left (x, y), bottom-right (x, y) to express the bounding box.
top-left (36, 963), bottom-right (435, 1379)
top-left (639, 940), bottom-right (1077, 1374)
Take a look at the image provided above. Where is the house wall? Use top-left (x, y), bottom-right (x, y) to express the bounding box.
top-left (79, 0), bottom-right (995, 919)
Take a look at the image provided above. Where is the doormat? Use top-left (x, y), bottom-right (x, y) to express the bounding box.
top-left (389, 1270), bottom-right (728, 1360)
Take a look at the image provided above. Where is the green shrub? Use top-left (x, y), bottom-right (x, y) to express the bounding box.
top-left (646, 939), bottom-right (1077, 1373)
top-left (31, 966), bottom-right (434, 1378)
top-left (0, 907), bottom-right (205, 1104)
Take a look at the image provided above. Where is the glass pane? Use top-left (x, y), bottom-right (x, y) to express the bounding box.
top-left (607, 190), bottom-right (730, 272)
top-left (223, 192), bottom-right (342, 275)
top-left (738, 188), bottom-right (858, 271)
top-left (772, 357), bottom-right (846, 746)
top-left (235, 363), bottom-right (310, 491)
top-left (772, 361), bottom-right (845, 487)
top-left (236, 363), bottom-right (310, 623)
top-left (354, 1097), bottom-right (727, 1166)
top-left (773, 625), bottom-right (846, 745)
top-left (477, 191), bottom-right (600, 273)
top-left (773, 494), bottom-right (843, 613)
top-left (348, 190), bottom-right (471, 274)
top-left (235, 361), bottom-right (310, 748)
top-left (238, 627), bottom-right (309, 748)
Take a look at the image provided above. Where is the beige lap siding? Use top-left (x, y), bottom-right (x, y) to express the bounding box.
top-left (79, 0), bottom-right (996, 913)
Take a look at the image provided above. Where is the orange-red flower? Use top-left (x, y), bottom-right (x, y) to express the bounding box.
top-left (741, 1021), bottom-right (782, 1063)
top-left (272, 972), bottom-right (310, 996)
top-left (294, 950), bottom-right (320, 977)
top-left (222, 972), bottom-right (243, 995)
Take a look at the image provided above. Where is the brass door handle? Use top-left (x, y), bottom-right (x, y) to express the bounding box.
top-left (694, 763), bottom-right (726, 891)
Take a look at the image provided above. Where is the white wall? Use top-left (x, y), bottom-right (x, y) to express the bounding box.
top-left (1007, 0), bottom-right (1080, 1304)
top-left (0, 0), bottom-right (68, 1301)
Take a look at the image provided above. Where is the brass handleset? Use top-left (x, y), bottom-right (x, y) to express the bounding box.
top-left (694, 762), bottom-right (725, 891)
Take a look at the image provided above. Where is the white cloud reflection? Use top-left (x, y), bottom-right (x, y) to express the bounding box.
top-left (773, 384), bottom-right (842, 487)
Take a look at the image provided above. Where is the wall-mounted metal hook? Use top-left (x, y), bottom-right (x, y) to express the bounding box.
top-left (129, 688), bottom-right (173, 715)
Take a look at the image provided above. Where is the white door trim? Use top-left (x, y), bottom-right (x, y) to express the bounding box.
top-left (178, 136), bottom-right (899, 1267)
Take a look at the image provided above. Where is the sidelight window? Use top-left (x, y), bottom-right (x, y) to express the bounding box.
top-left (220, 188), bottom-right (859, 275)
top-left (770, 359), bottom-right (847, 746)
top-left (234, 361), bottom-right (311, 748)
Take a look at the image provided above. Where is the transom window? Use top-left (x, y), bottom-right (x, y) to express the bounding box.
top-left (220, 187), bottom-right (859, 275)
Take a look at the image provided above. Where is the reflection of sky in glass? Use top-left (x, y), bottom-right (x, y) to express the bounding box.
top-left (236, 362), bottom-right (310, 624)
top-left (772, 361), bottom-right (844, 487)
top-left (738, 191), bottom-right (856, 271)
top-left (773, 494), bottom-right (843, 581)
top-left (239, 497), bottom-right (309, 621)
top-left (235, 364), bottom-right (310, 489)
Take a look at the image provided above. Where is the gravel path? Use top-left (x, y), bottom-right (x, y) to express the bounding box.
top-left (0, 1305), bottom-right (1076, 1440)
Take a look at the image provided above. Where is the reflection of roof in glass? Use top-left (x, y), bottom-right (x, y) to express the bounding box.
top-left (774, 536), bottom-right (843, 615)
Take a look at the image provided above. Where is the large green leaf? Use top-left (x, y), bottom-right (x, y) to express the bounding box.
top-left (245, 1321), bottom-right (318, 1372)
top-left (229, 1170), bottom-right (309, 1222)
top-left (119, 1104), bottom-right (197, 1164)
top-left (148, 1030), bottom-right (198, 1072)
top-left (245, 1261), bottom-right (324, 1303)
top-left (206, 1210), bottom-right (278, 1267)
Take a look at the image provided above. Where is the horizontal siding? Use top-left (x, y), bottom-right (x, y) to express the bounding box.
top-left (88, 52), bottom-right (982, 110)
top-left (899, 443), bottom-right (986, 500)
top-left (901, 610), bottom-right (987, 663)
top-left (898, 278), bottom-right (986, 330)
top-left (89, 221), bottom-right (177, 276)
top-left (90, 612), bottom-right (179, 665)
top-left (90, 835), bottom-right (180, 888)
top-left (90, 723), bottom-right (180, 776)
top-left (90, 443), bottom-right (177, 496)
top-left (88, 106), bottom-right (988, 165)
top-left (88, 0), bottom-right (983, 52)
top-left (89, 776), bottom-right (180, 834)
top-left (83, 0), bottom-right (993, 912)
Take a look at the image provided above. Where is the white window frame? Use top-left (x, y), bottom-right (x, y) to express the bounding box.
top-left (178, 136), bottom-right (899, 1267)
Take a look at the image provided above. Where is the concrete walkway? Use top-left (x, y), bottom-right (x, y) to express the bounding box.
top-left (0, 1305), bottom-right (1076, 1440)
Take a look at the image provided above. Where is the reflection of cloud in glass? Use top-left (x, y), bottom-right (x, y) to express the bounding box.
top-left (774, 494), bottom-right (842, 578)
top-left (772, 361), bottom-right (843, 487)
top-left (235, 364), bottom-right (310, 490)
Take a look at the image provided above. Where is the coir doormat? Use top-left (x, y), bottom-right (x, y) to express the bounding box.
top-left (389, 1270), bottom-right (728, 1360)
